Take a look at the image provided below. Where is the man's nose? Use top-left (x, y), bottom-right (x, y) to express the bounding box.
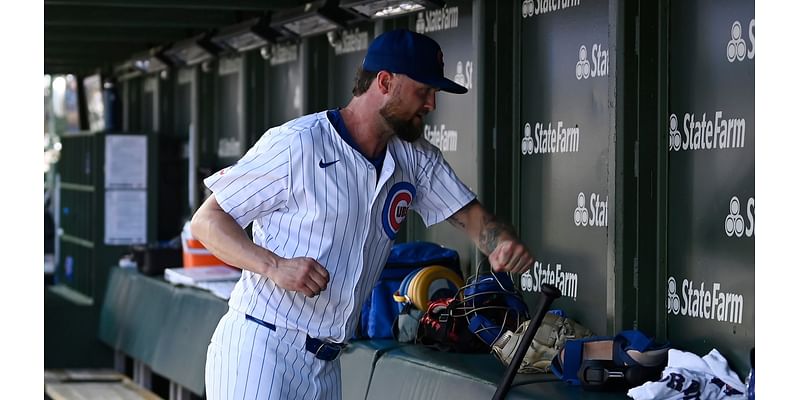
top-left (424, 90), bottom-right (436, 111)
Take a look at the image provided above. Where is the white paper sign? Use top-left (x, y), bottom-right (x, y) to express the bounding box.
top-left (105, 135), bottom-right (147, 189)
top-left (104, 190), bottom-right (147, 245)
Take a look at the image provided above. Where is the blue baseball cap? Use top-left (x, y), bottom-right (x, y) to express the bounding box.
top-left (362, 29), bottom-right (468, 94)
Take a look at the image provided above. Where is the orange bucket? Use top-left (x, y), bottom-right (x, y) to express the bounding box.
top-left (181, 222), bottom-right (227, 268)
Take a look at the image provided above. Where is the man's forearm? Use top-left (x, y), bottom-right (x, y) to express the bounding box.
top-left (447, 200), bottom-right (519, 256)
top-left (477, 213), bottom-right (519, 256)
top-left (448, 200), bottom-right (533, 273)
top-left (191, 195), bottom-right (330, 296)
top-left (190, 195), bottom-right (279, 276)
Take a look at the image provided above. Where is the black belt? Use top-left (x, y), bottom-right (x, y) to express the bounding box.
top-left (245, 314), bottom-right (347, 361)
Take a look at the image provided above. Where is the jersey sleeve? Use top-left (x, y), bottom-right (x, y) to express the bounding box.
top-left (203, 128), bottom-right (294, 228)
top-left (411, 142), bottom-right (477, 227)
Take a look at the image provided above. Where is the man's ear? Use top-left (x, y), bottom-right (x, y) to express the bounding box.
top-left (376, 70), bottom-right (394, 94)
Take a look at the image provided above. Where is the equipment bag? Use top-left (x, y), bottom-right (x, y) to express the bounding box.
top-left (391, 264), bottom-right (465, 343)
top-left (356, 241), bottom-right (461, 339)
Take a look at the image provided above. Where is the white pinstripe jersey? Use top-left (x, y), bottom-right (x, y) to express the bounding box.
top-left (204, 110), bottom-right (475, 343)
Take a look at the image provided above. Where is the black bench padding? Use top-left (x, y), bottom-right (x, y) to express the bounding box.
top-left (340, 340), bottom-right (409, 400)
top-left (366, 345), bottom-right (559, 400)
top-left (98, 268), bottom-right (630, 399)
top-left (150, 284), bottom-right (227, 396)
top-left (99, 270), bottom-right (173, 364)
top-left (98, 268), bottom-right (226, 396)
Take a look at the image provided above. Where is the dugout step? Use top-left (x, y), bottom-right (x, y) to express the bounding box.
top-left (45, 369), bottom-right (162, 400)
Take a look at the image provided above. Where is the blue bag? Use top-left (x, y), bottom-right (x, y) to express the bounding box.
top-left (356, 241), bottom-right (461, 339)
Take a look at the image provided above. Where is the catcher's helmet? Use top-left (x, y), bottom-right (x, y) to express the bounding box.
top-left (415, 269), bottom-right (530, 352)
top-left (455, 270), bottom-right (530, 347)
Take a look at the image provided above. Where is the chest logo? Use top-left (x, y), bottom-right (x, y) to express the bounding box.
top-left (319, 159), bottom-right (339, 168)
top-left (382, 182), bottom-right (416, 240)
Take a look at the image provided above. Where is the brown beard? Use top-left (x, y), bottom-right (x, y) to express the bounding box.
top-left (379, 97), bottom-right (424, 142)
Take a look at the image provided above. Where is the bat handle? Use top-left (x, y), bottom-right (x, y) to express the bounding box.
top-left (492, 283), bottom-right (562, 400)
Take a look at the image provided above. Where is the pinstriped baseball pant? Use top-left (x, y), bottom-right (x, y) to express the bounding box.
top-left (205, 308), bottom-right (342, 400)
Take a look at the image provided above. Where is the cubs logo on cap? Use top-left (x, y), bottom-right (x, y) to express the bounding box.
top-left (382, 182), bottom-right (416, 239)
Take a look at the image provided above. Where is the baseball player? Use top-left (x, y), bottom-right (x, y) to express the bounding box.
top-left (191, 28), bottom-right (535, 400)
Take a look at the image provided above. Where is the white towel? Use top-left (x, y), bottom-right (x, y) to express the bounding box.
top-left (627, 348), bottom-right (746, 399)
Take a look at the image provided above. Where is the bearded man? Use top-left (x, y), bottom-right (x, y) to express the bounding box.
top-left (191, 28), bottom-right (534, 400)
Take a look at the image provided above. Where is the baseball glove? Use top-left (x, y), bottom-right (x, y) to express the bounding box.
top-left (491, 312), bottom-right (593, 373)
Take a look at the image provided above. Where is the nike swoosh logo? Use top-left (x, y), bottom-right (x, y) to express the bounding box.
top-left (319, 159), bottom-right (339, 168)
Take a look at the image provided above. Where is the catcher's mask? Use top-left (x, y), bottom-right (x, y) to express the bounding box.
top-left (452, 269), bottom-right (530, 347)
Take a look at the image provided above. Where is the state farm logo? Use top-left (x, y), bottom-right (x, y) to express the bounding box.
top-left (574, 192), bottom-right (607, 227)
top-left (522, 0), bottom-right (582, 18)
top-left (575, 45), bottom-right (590, 79)
top-left (668, 111), bottom-right (746, 152)
top-left (726, 19), bottom-right (754, 62)
top-left (520, 120), bottom-right (580, 155)
top-left (520, 261), bottom-right (578, 300)
top-left (331, 28), bottom-right (368, 55)
top-left (666, 277), bottom-right (680, 315)
top-left (453, 60), bottom-right (473, 90)
top-left (415, 6), bottom-right (459, 33)
top-left (217, 137), bottom-right (241, 158)
top-left (268, 42), bottom-right (298, 66)
top-left (522, 0), bottom-right (534, 18)
top-left (725, 196), bottom-right (754, 238)
top-left (573, 192), bottom-right (588, 225)
top-left (521, 123), bottom-right (534, 155)
top-left (668, 114), bottom-right (681, 151)
top-left (575, 43), bottom-right (608, 80)
top-left (667, 276), bottom-right (744, 324)
top-left (424, 124), bottom-right (458, 152)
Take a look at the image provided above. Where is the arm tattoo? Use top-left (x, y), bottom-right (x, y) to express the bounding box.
top-left (448, 199), bottom-right (478, 231)
top-left (447, 211), bottom-right (467, 230)
top-left (478, 214), bottom-right (516, 254)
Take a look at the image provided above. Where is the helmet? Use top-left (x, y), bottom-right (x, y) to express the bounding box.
top-left (416, 269), bottom-right (530, 352)
top-left (393, 265), bottom-right (465, 311)
top-left (455, 271), bottom-right (530, 347)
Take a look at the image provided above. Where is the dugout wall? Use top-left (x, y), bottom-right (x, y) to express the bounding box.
top-left (103, 0), bottom-right (756, 378)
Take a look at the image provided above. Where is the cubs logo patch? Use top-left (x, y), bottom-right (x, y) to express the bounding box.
top-left (382, 182), bottom-right (416, 239)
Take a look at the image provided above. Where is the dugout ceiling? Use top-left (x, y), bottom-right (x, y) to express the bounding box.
top-left (44, 0), bottom-right (307, 75)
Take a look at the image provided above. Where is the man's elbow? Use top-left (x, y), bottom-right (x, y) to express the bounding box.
top-left (190, 196), bottom-right (215, 243)
top-left (189, 209), bottom-right (206, 243)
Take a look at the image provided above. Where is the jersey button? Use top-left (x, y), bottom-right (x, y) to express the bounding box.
top-left (368, 165), bottom-right (374, 169)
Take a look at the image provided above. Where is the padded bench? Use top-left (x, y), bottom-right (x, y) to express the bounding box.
top-left (340, 340), bottom-right (409, 400)
top-left (98, 267), bottom-right (227, 396)
top-left (365, 345), bottom-right (628, 400)
top-left (99, 268), bottom-right (629, 399)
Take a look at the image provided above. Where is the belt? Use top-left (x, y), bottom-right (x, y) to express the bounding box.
top-left (245, 314), bottom-right (347, 361)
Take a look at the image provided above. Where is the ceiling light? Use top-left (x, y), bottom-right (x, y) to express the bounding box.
top-left (162, 34), bottom-right (222, 67)
top-left (211, 17), bottom-right (282, 53)
top-left (271, 1), bottom-right (363, 38)
top-left (130, 47), bottom-right (171, 74)
top-left (340, 0), bottom-right (444, 19)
